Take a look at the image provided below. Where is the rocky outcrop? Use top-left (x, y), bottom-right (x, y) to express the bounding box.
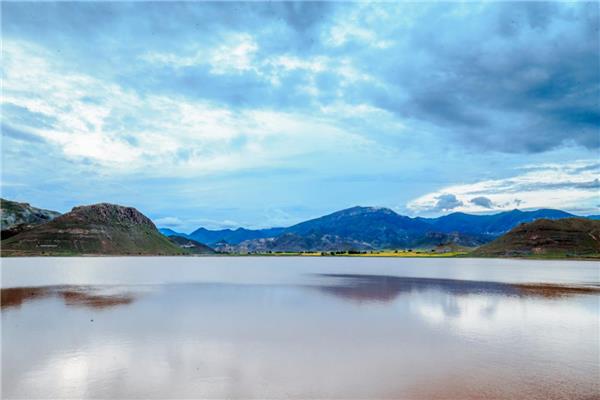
top-left (1, 198), bottom-right (60, 231)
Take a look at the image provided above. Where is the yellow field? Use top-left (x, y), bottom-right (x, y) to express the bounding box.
top-left (246, 250), bottom-right (468, 257)
top-left (347, 250), bottom-right (467, 257)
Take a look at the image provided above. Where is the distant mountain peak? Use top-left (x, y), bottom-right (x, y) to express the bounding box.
top-left (334, 206), bottom-right (397, 216)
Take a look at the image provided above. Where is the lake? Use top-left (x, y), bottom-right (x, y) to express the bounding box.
top-left (2, 257), bottom-right (599, 399)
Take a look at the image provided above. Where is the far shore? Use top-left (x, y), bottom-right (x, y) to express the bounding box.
top-left (1, 251), bottom-right (599, 261)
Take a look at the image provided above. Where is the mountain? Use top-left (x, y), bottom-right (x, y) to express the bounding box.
top-left (283, 206), bottom-right (430, 247)
top-left (222, 233), bottom-right (374, 253)
top-left (1, 198), bottom-right (61, 239)
top-left (218, 206), bottom-right (490, 252)
top-left (1, 203), bottom-right (184, 256)
top-left (159, 228), bottom-right (189, 238)
top-left (472, 218), bottom-right (600, 257)
top-left (166, 206), bottom-right (592, 253)
top-left (168, 235), bottom-right (215, 254)
top-left (420, 209), bottom-right (575, 236)
top-left (188, 227), bottom-right (285, 246)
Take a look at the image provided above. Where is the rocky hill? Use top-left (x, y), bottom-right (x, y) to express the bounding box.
top-left (1, 198), bottom-right (61, 239)
top-left (472, 218), bottom-right (600, 257)
top-left (1, 203), bottom-right (184, 256)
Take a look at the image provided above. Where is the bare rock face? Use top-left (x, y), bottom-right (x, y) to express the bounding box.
top-left (67, 203), bottom-right (156, 227)
top-left (1, 198), bottom-right (61, 231)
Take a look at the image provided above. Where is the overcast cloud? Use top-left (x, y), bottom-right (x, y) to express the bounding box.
top-left (1, 2), bottom-right (598, 230)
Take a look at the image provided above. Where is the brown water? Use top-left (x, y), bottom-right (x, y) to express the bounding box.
top-left (1, 257), bottom-right (599, 399)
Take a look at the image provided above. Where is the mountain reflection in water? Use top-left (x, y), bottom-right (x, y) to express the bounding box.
top-left (1, 286), bottom-right (136, 309)
top-left (313, 273), bottom-right (600, 303)
top-left (2, 258), bottom-right (599, 399)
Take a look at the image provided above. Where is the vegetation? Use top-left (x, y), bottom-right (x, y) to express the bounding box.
top-left (212, 249), bottom-right (467, 257)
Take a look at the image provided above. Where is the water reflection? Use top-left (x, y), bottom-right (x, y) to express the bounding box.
top-left (1, 286), bottom-right (137, 310)
top-left (313, 273), bottom-right (600, 303)
top-left (1, 287), bottom-right (52, 309)
top-left (2, 261), bottom-right (599, 399)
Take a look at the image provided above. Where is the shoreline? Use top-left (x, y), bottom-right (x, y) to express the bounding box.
top-left (1, 252), bottom-right (599, 261)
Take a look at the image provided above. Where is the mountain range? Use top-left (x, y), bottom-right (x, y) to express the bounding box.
top-left (2, 198), bottom-right (598, 256)
top-left (160, 206), bottom-right (582, 252)
top-left (416, 208), bottom-right (575, 235)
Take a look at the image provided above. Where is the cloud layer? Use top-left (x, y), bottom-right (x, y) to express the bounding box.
top-left (408, 160), bottom-right (600, 215)
top-left (1, 2), bottom-right (598, 228)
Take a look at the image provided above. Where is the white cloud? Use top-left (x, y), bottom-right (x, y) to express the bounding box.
top-left (1, 39), bottom-right (375, 179)
top-left (269, 55), bottom-right (327, 73)
top-left (430, 193), bottom-right (464, 212)
top-left (153, 216), bottom-right (183, 227)
top-left (142, 33), bottom-right (258, 75)
top-left (209, 33), bottom-right (258, 74)
top-left (407, 160), bottom-right (600, 214)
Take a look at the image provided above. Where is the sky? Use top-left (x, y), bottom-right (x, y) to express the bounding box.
top-left (1, 1), bottom-right (599, 232)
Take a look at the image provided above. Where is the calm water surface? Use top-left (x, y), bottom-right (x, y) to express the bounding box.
top-left (2, 257), bottom-right (599, 399)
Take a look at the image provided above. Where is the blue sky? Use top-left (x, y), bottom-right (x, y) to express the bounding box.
top-left (1, 2), bottom-right (599, 231)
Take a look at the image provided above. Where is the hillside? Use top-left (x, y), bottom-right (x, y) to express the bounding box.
top-left (1, 198), bottom-right (61, 239)
top-left (472, 218), bottom-right (600, 257)
top-left (1, 203), bottom-right (184, 256)
top-left (168, 235), bottom-right (215, 254)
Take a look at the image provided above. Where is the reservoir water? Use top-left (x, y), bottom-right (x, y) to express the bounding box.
top-left (2, 257), bottom-right (599, 399)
